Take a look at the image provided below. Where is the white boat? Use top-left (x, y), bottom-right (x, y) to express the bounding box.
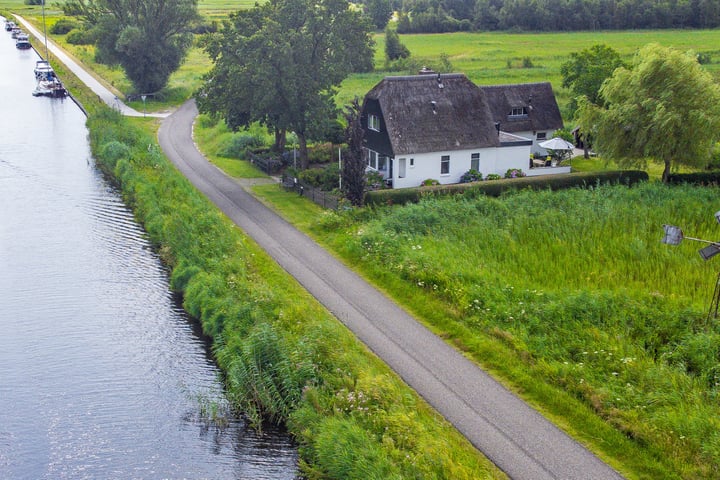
top-left (34, 60), bottom-right (54, 80)
top-left (33, 78), bottom-right (67, 97)
top-left (4, 20), bottom-right (16, 31)
top-left (16, 34), bottom-right (31, 49)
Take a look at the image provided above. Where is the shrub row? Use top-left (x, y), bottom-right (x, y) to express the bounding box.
top-left (667, 170), bottom-right (720, 185)
top-left (365, 170), bottom-right (649, 206)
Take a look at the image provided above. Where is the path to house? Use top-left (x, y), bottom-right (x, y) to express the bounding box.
top-left (18, 14), bottom-right (624, 476)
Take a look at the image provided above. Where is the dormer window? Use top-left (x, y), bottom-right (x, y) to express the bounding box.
top-left (509, 107), bottom-right (528, 117)
top-left (368, 114), bottom-right (380, 132)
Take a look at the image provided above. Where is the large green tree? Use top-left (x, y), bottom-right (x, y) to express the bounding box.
top-left (197, 0), bottom-right (374, 169)
top-left (64, 0), bottom-right (198, 93)
top-left (384, 26), bottom-right (410, 61)
top-left (561, 44), bottom-right (624, 113)
top-left (577, 43), bottom-right (720, 182)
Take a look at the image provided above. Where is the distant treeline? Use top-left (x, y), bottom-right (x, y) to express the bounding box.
top-left (392, 0), bottom-right (720, 33)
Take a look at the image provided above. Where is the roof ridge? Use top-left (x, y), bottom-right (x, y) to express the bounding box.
top-left (481, 81), bottom-right (552, 88)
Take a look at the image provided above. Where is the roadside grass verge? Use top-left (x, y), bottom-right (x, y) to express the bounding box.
top-left (249, 180), bottom-right (720, 479)
top-left (193, 114), bottom-right (269, 178)
top-left (84, 102), bottom-right (505, 479)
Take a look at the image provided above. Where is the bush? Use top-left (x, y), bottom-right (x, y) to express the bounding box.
top-left (666, 170), bottom-right (720, 185)
top-left (66, 28), bottom-right (94, 45)
top-left (421, 178), bottom-right (440, 186)
top-left (50, 18), bottom-right (79, 35)
top-left (505, 168), bottom-right (526, 179)
top-left (460, 169), bottom-right (482, 183)
top-left (307, 142), bottom-right (334, 164)
top-left (218, 133), bottom-right (265, 158)
top-left (486, 173), bottom-right (502, 180)
top-left (299, 164), bottom-right (340, 191)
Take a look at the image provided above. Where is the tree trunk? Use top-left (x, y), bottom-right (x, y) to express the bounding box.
top-left (662, 159), bottom-right (671, 183)
top-left (273, 128), bottom-right (287, 152)
top-left (297, 131), bottom-right (309, 170)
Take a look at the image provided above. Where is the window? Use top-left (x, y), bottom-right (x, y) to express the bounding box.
top-left (368, 150), bottom-right (378, 169)
top-left (378, 155), bottom-right (387, 171)
top-left (471, 153), bottom-right (480, 171)
top-left (536, 132), bottom-right (547, 140)
top-left (440, 155), bottom-right (450, 175)
top-left (368, 114), bottom-right (380, 132)
top-left (509, 107), bottom-right (528, 117)
top-left (409, 158), bottom-right (415, 167)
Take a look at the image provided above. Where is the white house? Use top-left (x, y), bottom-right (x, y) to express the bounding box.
top-left (481, 82), bottom-right (565, 157)
top-left (361, 73), bottom-right (568, 189)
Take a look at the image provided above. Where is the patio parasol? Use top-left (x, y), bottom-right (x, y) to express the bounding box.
top-left (538, 137), bottom-right (575, 151)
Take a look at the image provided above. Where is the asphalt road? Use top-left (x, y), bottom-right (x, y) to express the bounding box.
top-left (158, 100), bottom-right (625, 480)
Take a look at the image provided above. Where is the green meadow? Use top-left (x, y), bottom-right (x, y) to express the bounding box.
top-left (6, 0), bottom-right (720, 114)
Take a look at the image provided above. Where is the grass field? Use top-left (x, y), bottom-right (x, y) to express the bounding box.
top-left (5, 0), bottom-right (720, 116)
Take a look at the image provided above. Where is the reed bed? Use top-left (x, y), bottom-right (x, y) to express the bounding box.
top-left (311, 183), bottom-right (720, 478)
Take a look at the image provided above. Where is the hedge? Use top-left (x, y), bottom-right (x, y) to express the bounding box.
top-left (364, 170), bottom-right (649, 206)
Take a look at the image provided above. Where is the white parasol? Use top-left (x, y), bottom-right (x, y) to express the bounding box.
top-left (538, 137), bottom-right (575, 151)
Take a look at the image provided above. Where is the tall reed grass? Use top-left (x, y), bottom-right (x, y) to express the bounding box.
top-left (314, 183), bottom-right (720, 478)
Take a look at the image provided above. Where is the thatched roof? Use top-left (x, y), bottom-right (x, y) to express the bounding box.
top-left (363, 74), bottom-right (500, 156)
top-left (482, 82), bottom-right (563, 134)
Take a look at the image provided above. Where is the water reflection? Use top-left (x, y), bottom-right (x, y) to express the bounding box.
top-left (0, 17), bottom-right (297, 479)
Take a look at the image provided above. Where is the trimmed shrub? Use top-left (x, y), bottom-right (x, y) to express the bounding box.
top-left (667, 170), bottom-right (720, 185)
top-left (365, 170), bottom-right (649, 206)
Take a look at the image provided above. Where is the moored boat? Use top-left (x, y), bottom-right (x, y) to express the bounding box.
top-left (33, 78), bottom-right (68, 97)
top-left (11, 27), bottom-right (22, 38)
top-left (34, 59), bottom-right (54, 80)
top-left (15, 33), bottom-right (31, 49)
top-left (4, 20), bottom-right (15, 31)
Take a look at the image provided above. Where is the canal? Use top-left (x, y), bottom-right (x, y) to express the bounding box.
top-left (0, 18), bottom-right (298, 479)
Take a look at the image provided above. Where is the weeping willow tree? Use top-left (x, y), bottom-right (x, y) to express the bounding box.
top-left (577, 43), bottom-right (720, 182)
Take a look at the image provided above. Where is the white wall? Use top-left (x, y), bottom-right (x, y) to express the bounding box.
top-left (387, 144), bottom-right (531, 189)
top-left (515, 129), bottom-right (557, 156)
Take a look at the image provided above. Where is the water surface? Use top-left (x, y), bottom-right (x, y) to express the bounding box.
top-left (0, 20), bottom-right (297, 479)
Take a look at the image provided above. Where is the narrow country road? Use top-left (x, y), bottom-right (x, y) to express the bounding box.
top-left (16, 13), bottom-right (625, 476)
top-left (158, 100), bottom-right (625, 480)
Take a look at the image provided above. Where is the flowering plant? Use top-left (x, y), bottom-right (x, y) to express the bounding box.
top-left (504, 168), bottom-right (526, 179)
